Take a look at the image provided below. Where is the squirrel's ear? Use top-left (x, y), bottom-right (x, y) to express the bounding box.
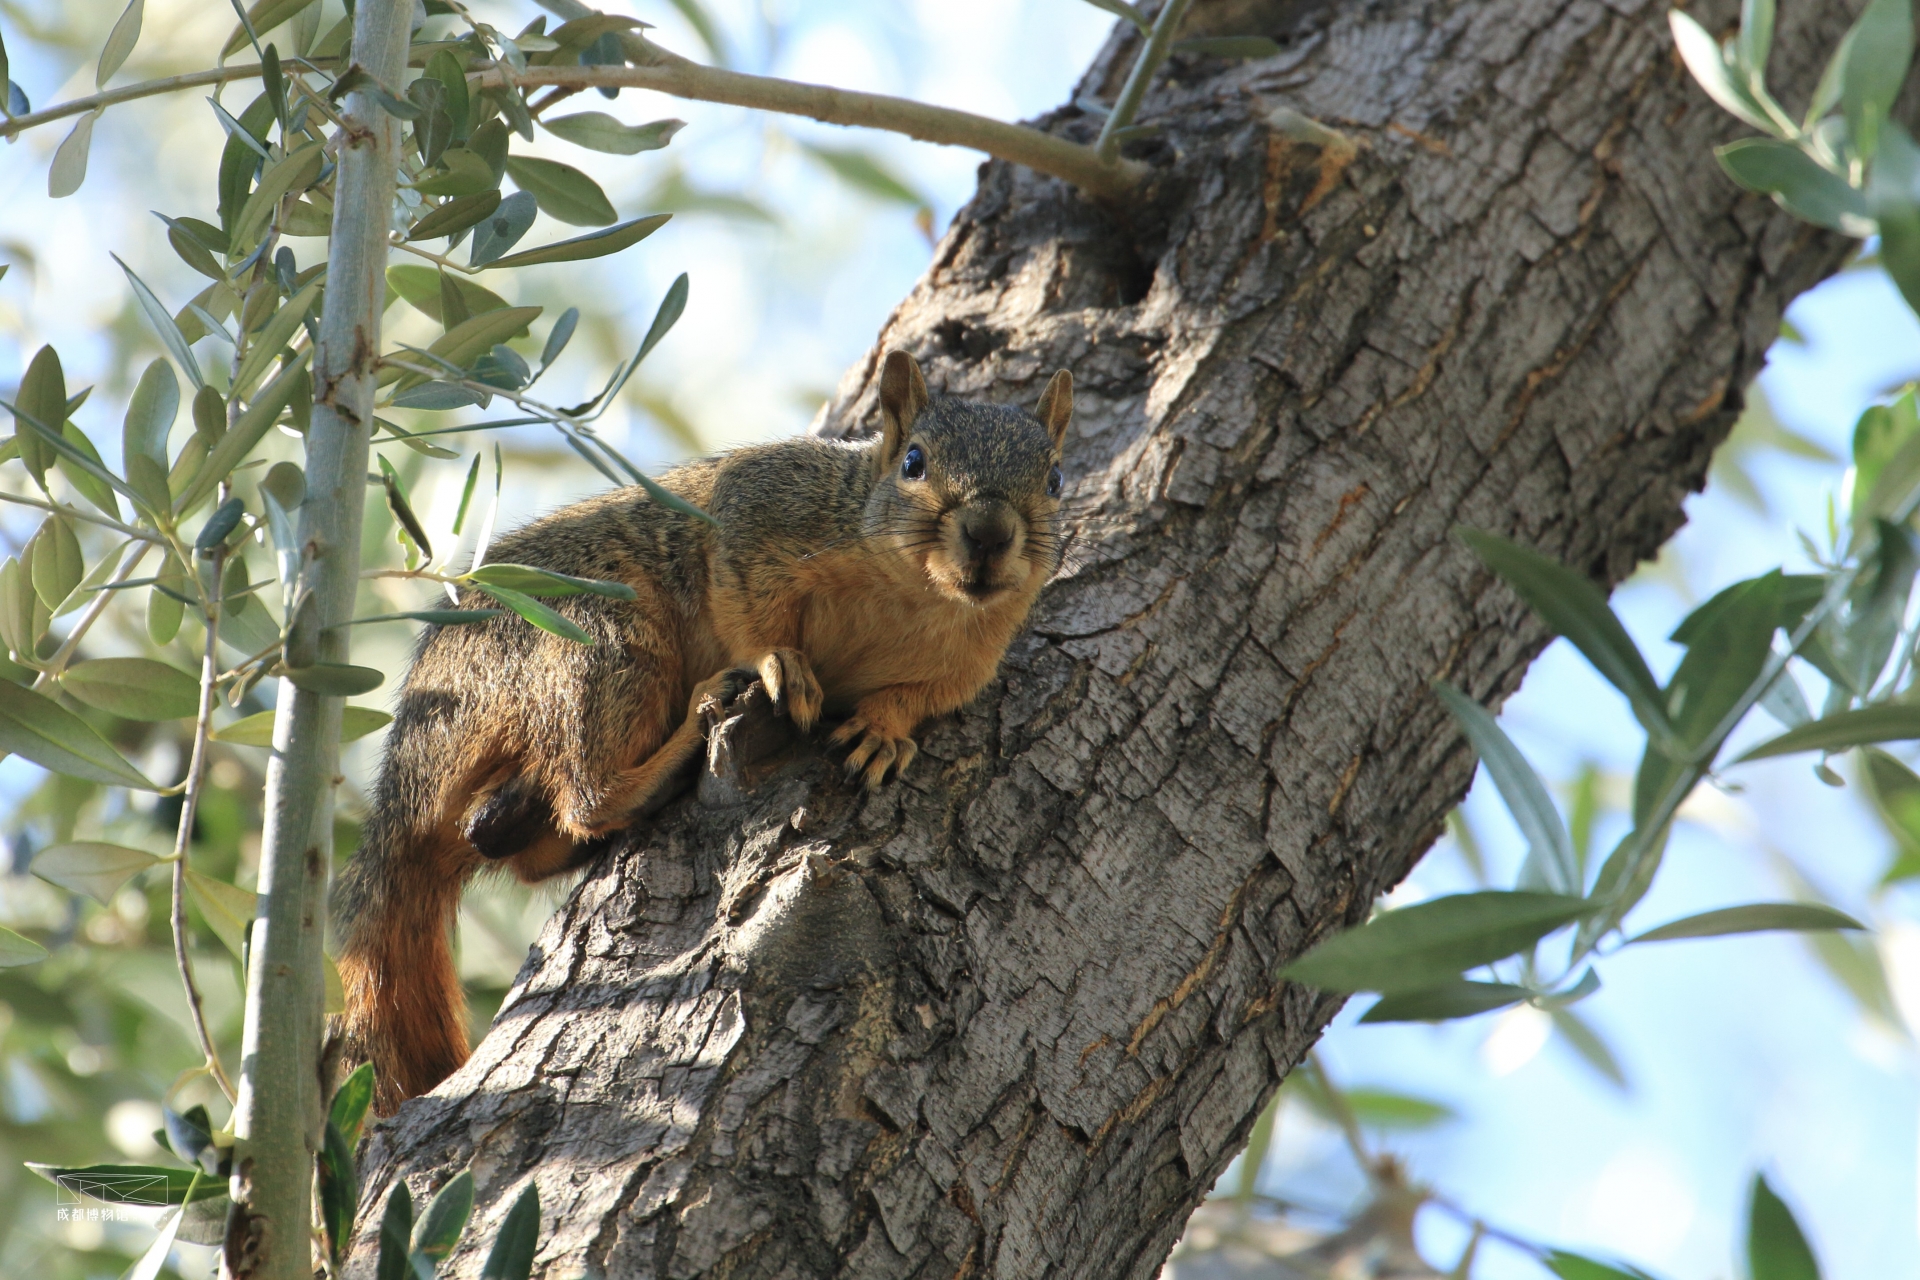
top-left (878, 350), bottom-right (929, 466)
top-left (1034, 369), bottom-right (1073, 450)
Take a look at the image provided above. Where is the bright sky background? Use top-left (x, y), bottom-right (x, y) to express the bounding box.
top-left (1, 3), bottom-right (1917, 1278)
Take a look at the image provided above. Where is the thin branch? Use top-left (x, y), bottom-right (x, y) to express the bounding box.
top-left (1096, 0), bottom-right (1194, 161)
top-left (171, 532), bottom-right (238, 1104)
top-left (0, 487), bottom-right (163, 543)
top-left (30, 542), bottom-right (154, 690)
top-left (468, 63), bottom-right (1146, 196)
top-left (1, 63), bottom-right (278, 139)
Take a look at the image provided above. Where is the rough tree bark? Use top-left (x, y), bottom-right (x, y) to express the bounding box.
top-left (352, 0), bottom-right (1860, 1274)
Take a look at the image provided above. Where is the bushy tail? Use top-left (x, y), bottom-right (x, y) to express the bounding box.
top-left (332, 812), bottom-right (474, 1116)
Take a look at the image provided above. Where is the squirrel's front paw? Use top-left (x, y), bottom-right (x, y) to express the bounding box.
top-left (690, 667), bottom-right (756, 720)
top-left (829, 717), bottom-right (917, 789)
top-left (758, 648), bottom-right (823, 732)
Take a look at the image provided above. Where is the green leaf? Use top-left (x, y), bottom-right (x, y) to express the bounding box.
top-left (1665, 571), bottom-right (1783, 748)
top-left (483, 212), bottom-right (669, 270)
top-left (1340, 1087), bottom-right (1457, 1130)
top-left (185, 868), bottom-right (255, 959)
top-left (425, 48), bottom-right (470, 138)
top-left (1734, 704), bottom-right (1920, 762)
top-left (1863, 747), bottom-right (1920, 867)
top-left (350, 609), bottom-right (501, 627)
top-left (452, 452), bottom-right (482, 534)
top-left (412, 1170), bottom-right (475, 1263)
top-left (1626, 902), bottom-right (1864, 944)
top-left (56, 422), bottom-right (119, 520)
top-left (28, 514), bottom-right (81, 611)
top-left (1868, 123), bottom-right (1920, 316)
top-left (329, 1062), bottom-right (376, 1149)
top-left (480, 1184), bottom-right (541, 1280)
top-left (318, 1119), bottom-right (357, 1264)
top-left (800, 141), bottom-right (928, 208)
top-left (467, 190), bottom-right (539, 267)
top-left (1668, 10), bottom-right (1775, 133)
top-left (462, 563), bottom-right (636, 598)
top-left (60, 657), bottom-right (200, 720)
top-left (112, 255), bottom-right (203, 390)
top-left (285, 663), bottom-right (386, 696)
top-left (386, 264), bottom-right (515, 327)
top-left (1278, 891), bottom-right (1596, 993)
top-left (148, 555), bottom-right (186, 645)
top-left (221, 0), bottom-right (317, 57)
top-left (97, 0), bottom-right (145, 86)
top-left (1549, 1006), bottom-right (1628, 1090)
top-left (1172, 35), bottom-right (1283, 57)
top-left (1455, 528), bottom-right (1669, 737)
top-left (232, 276), bottom-right (322, 400)
top-left (378, 1182), bottom-right (414, 1280)
top-left (0, 681), bottom-right (154, 788)
top-left (49, 108), bottom-right (102, 199)
top-left (32, 840), bottom-right (160, 904)
top-left (1545, 1252), bottom-right (1660, 1280)
top-left (409, 189), bottom-right (502, 242)
top-left (1078, 0), bottom-right (1149, 31)
top-left (474, 583), bottom-right (594, 644)
top-left (1433, 681), bottom-right (1578, 894)
top-left (1715, 138), bottom-right (1871, 235)
top-left (176, 349), bottom-right (312, 513)
top-left (1749, 1174), bottom-right (1821, 1280)
top-left (214, 704), bottom-right (391, 746)
top-left (389, 308), bottom-right (543, 392)
top-left (232, 140), bottom-right (325, 253)
top-left (378, 455), bottom-right (433, 563)
top-left (27, 1162), bottom-right (223, 1206)
top-left (504, 155), bottom-right (617, 225)
top-left (410, 147), bottom-right (499, 197)
top-left (542, 112), bottom-right (685, 155)
top-left (0, 922), bottom-right (47, 966)
top-left (196, 496), bottom-right (246, 555)
top-left (1737, 0), bottom-right (1774, 85)
top-left (1840, 0), bottom-right (1913, 163)
top-left (124, 359), bottom-right (179, 510)
top-left (1357, 978), bottom-right (1531, 1022)
top-left (13, 345), bottom-right (65, 486)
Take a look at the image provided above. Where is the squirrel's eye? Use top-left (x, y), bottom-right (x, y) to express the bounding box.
top-left (1047, 466), bottom-right (1064, 497)
top-left (901, 445), bottom-right (927, 481)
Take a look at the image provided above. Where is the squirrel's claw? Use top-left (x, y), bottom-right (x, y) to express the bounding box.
top-left (758, 648), bottom-right (823, 731)
top-left (830, 717), bottom-right (917, 789)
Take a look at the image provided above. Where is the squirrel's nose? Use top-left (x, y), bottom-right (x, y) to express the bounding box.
top-left (959, 509), bottom-right (1016, 563)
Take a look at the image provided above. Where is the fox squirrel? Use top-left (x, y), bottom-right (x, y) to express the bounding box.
top-left (333, 351), bottom-right (1073, 1113)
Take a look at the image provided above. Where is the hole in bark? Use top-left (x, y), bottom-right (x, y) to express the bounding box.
top-left (933, 319), bottom-right (1009, 361)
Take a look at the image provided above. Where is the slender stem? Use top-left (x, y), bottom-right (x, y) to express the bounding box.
top-left (389, 236), bottom-right (475, 274)
top-left (469, 63), bottom-right (1145, 196)
top-left (225, 2), bottom-right (412, 1275)
top-left (1095, 0), bottom-right (1194, 161)
top-left (30, 542), bottom-right (154, 689)
top-left (170, 534), bottom-right (237, 1104)
top-left (0, 487), bottom-right (163, 542)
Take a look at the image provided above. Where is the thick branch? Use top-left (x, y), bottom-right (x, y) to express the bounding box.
top-left (352, 0), bottom-right (1861, 1276)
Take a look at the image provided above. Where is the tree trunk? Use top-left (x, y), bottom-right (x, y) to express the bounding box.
top-left (351, 0), bottom-right (1857, 1274)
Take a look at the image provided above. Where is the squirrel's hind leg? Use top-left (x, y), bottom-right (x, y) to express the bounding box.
top-left (573, 666), bottom-right (755, 834)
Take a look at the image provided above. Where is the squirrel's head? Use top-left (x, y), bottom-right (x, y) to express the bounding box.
top-left (864, 350), bottom-right (1072, 607)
